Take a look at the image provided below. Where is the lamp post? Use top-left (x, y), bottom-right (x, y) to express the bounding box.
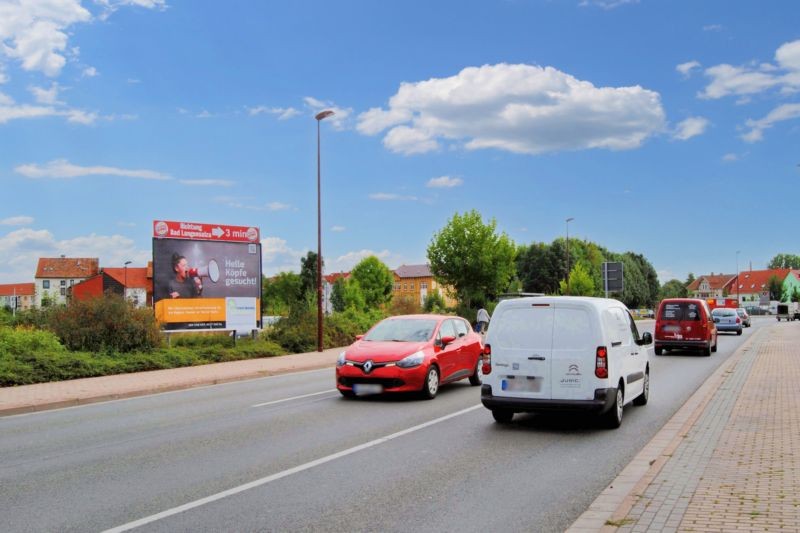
top-left (315, 109), bottom-right (335, 352)
top-left (735, 251), bottom-right (740, 306)
top-left (124, 261), bottom-right (132, 301)
top-left (565, 217), bottom-right (574, 294)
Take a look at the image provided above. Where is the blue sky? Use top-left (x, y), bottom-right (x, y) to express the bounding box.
top-left (1, 0), bottom-right (798, 285)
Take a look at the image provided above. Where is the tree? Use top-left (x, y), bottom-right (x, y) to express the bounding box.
top-left (660, 279), bottom-right (688, 300)
top-left (791, 287), bottom-right (800, 304)
top-left (516, 242), bottom-right (563, 294)
top-left (427, 210), bottom-right (516, 307)
top-left (349, 256), bottom-right (394, 309)
top-left (684, 272), bottom-right (696, 287)
top-left (262, 272), bottom-right (302, 316)
top-left (331, 277), bottom-right (366, 312)
top-left (768, 253), bottom-right (800, 269)
top-left (767, 275), bottom-right (783, 301)
top-left (299, 251), bottom-right (322, 301)
top-left (559, 263), bottom-right (595, 296)
top-left (624, 252), bottom-right (660, 307)
top-left (617, 254), bottom-right (650, 308)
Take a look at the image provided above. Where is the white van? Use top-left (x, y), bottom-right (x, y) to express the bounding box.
top-left (480, 296), bottom-right (651, 428)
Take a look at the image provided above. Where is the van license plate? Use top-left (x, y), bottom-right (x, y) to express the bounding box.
top-left (501, 377), bottom-right (541, 393)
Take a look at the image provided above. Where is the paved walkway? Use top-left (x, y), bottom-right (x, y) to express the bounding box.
top-left (0, 347), bottom-right (342, 416)
top-left (569, 320), bottom-right (800, 532)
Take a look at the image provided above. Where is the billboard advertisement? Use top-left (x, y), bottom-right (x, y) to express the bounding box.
top-left (152, 220), bottom-right (262, 331)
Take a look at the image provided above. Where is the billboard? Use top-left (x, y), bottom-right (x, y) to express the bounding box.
top-left (153, 220), bottom-right (262, 331)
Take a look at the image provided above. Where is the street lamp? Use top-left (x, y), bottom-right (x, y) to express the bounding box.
top-left (124, 261), bottom-right (132, 301)
top-left (735, 251), bottom-right (740, 306)
top-left (565, 217), bottom-right (574, 294)
top-left (315, 109), bottom-right (335, 352)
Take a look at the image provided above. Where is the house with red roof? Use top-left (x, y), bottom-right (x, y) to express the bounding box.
top-left (0, 283), bottom-right (36, 312)
top-left (104, 263), bottom-right (153, 307)
top-left (35, 256), bottom-right (99, 307)
top-left (392, 264), bottom-right (457, 308)
top-left (686, 273), bottom-right (736, 300)
top-left (729, 269), bottom-right (800, 308)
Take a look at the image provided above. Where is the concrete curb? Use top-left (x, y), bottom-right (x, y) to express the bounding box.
top-left (566, 325), bottom-right (769, 532)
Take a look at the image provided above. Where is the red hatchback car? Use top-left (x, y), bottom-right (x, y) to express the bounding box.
top-left (654, 298), bottom-right (718, 356)
top-left (336, 314), bottom-right (483, 399)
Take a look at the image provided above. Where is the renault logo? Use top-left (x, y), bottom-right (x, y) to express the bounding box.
top-left (363, 360), bottom-right (374, 374)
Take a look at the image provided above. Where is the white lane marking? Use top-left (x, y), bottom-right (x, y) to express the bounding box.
top-left (103, 404), bottom-right (482, 532)
top-left (251, 389), bottom-right (336, 407)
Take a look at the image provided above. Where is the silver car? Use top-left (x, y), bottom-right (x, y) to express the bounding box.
top-left (736, 308), bottom-right (751, 327)
top-left (712, 307), bottom-right (743, 335)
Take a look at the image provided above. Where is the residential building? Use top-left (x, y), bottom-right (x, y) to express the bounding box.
top-left (392, 264), bottom-right (457, 308)
top-left (103, 263), bottom-right (153, 307)
top-left (34, 256), bottom-right (99, 307)
top-left (729, 269), bottom-right (800, 308)
top-left (71, 272), bottom-right (125, 302)
top-left (0, 283), bottom-right (36, 311)
top-left (686, 273), bottom-right (736, 300)
top-left (323, 271), bottom-right (350, 314)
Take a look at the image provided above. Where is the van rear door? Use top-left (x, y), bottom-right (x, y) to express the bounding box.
top-left (490, 302), bottom-right (554, 400)
top-left (551, 303), bottom-right (598, 400)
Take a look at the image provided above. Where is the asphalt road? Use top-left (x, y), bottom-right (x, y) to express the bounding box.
top-left (0, 318), bottom-right (770, 533)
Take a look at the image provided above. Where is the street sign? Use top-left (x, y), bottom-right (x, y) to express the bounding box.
top-left (603, 261), bottom-right (624, 296)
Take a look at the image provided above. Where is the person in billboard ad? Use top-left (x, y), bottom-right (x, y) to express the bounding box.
top-left (169, 253), bottom-right (203, 298)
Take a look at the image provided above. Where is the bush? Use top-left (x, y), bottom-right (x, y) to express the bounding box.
top-left (389, 296), bottom-right (421, 315)
top-left (49, 294), bottom-right (161, 353)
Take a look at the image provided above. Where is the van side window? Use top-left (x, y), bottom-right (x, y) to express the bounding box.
top-left (625, 311), bottom-right (641, 342)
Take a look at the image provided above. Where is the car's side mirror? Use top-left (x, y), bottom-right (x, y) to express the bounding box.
top-left (640, 332), bottom-right (653, 346)
top-left (441, 335), bottom-right (456, 346)
top-left (355, 334), bottom-right (364, 341)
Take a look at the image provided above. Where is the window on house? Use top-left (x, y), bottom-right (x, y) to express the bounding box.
top-left (60, 288), bottom-right (66, 296)
top-left (410, 282), bottom-right (415, 290)
top-left (403, 283), bottom-right (407, 291)
top-left (43, 280), bottom-right (50, 289)
top-left (421, 282), bottom-right (427, 290)
top-left (60, 280), bottom-right (66, 287)
top-left (70, 280), bottom-right (74, 286)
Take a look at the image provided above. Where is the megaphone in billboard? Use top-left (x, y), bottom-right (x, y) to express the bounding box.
top-left (189, 259), bottom-right (220, 283)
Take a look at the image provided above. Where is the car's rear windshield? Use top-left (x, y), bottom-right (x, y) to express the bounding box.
top-left (712, 308), bottom-right (736, 316)
top-left (363, 318), bottom-right (437, 342)
top-left (660, 302), bottom-right (702, 321)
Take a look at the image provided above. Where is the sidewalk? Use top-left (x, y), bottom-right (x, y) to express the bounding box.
top-left (0, 347), bottom-right (343, 416)
top-left (569, 320), bottom-right (800, 533)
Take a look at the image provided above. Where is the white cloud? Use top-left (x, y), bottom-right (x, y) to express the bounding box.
top-left (673, 116), bottom-right (710, 140)
top-left (0, 91), bottom-right (13, 105)
top-left (357, 63), bottom-right (665, 156)
top-left (703, 24), bottom-right (723, 32)
top-left (700, 39), bottom-right (800, 99)
top-left (579, 0), bottom-right (639, 9)
top-left (0, 227), bottom-right (149, 283)
top-left (426, 176), bottom-right (463, 188)
top-left (261, 236), bottom-right (307, 275)
top-left (721, 153), bottom-right (739, 162)
top-left (0, 102), bottom-right (97, 124)
top-left (1, 215), bottom-right (34, 226)
top-left (178, 179), bottom-right (234, 186)
top-left (304, 96), bottom-right (352, 130)
top-left (741, 103), bottom-right (800, 143)
top-left (676, 60), bottom-right (701, 78)
top-left (248, 105), bottom-right (300, 120)
top-left (267, 202), bottom-right (291, 211)
top-left (29, 82), bottom-right (61, 104)
top-left (327, 249), bottom-right (401, 273)
top-left (82, 66), bottom-right (97, 77)
top-left (15, 159), bottom-right (173, 180)
top-left (0, 1), bottom-right (164, 79)
top-left (127, 78), bottom-right (141, 84)
top-left (330, 225), bottom-right (346, 232)
top-left (369, 192), bottom-right (419, 201)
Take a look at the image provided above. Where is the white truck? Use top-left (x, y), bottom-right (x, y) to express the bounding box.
top-left (776, 302), bottom-right (800, 321)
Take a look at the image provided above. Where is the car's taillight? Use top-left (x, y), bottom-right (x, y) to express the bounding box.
top-left (595, 346), bottom-right (608, 379)
top-left (736, 317), bottom-right (741, 324)
top-left (482, 343), bottom-right (492, 375)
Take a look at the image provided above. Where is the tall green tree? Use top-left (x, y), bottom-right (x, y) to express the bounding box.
top-left (768, 253), bottom-right (800, 269)
top-left (660, 279), bottom-right (688, 300)
top-left (685, 272), bottom-right (696, 287)
top-left (624, 252), bottom-right (660, 306)
top-left (262, 272), bottom-right (302, 316)
top-left (331, 277), bottom-right (366, 312)
top-left (516, 242), bottom-right (563, 294)
top-left (559, 263), bottom-right (595, 296)
top-left (767, 275), bottom-right (783, 301)
top-left (427, 210), bottom-right (516, 307)
top-left (349, 256), bottom-right (394, 309)
top-left (299, 251), bottom-right (322, 300)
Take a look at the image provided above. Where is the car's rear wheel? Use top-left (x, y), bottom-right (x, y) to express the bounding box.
top-left (492, 409), bottom-right (514, 423)
top-left (703, 345), bottom-right (711, 356)
top-left (711, 338), bottom-right (718, 352)
top-left (602, 384), bottom-right (624, 429)
top-left (737, 329), bottom-right (742, 336)
top-left (421, 365), bottom-right (439, 399)
top-left (469, 358), bottom-right (482, 386)
top-left (633, 368), bottom-right (649, 406)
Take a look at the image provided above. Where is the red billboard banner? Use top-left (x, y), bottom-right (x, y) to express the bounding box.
top-left (153, 220), bottom-right (260, 243)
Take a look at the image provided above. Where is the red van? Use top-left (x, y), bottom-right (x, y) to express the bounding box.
top-left (654, 298), bottom-right (717, 356)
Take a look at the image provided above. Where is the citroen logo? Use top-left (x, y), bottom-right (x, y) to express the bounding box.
top-left (568, 364), bottom-right (580, 373)
top-left (363, 360), bottom-right (374, 374)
